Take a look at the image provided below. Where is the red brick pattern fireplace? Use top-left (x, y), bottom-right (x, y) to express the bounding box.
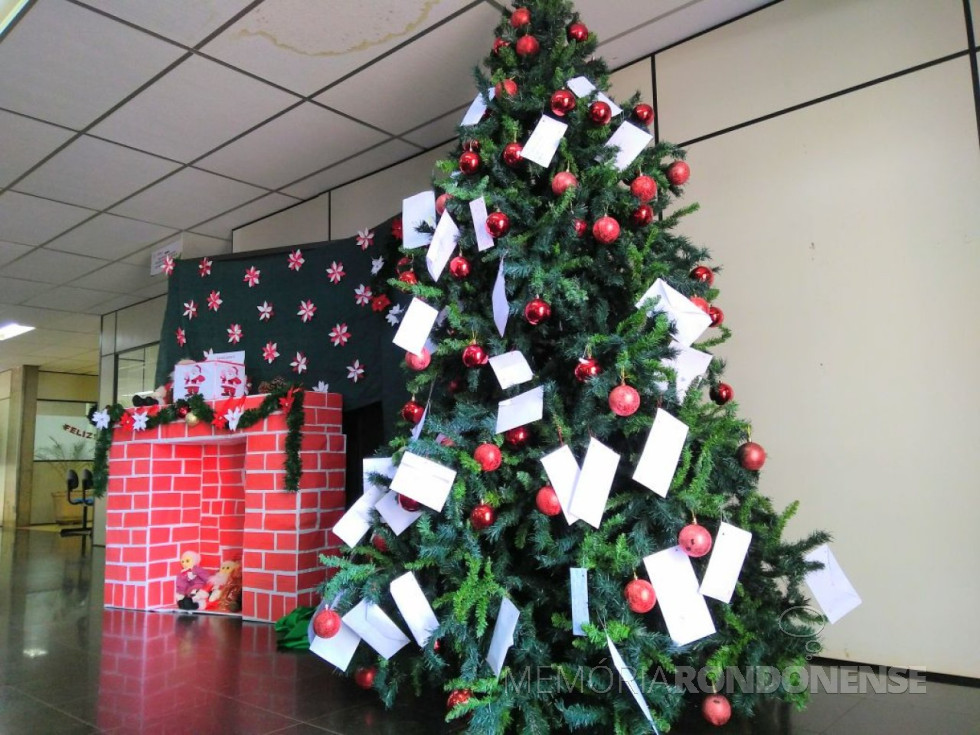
top-left (103, 392), bottom-right (346, 622)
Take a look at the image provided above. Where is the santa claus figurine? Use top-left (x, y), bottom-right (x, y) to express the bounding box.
top-left (175, 550), bottom-right (211, 610)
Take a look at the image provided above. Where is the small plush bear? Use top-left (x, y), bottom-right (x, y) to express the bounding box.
top-left (175, 550), bottom-right (211, 610)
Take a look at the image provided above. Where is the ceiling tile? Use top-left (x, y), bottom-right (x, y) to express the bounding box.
top-left (23, 285), bottom-right (116, 311)
top-left (196, 103), bottom-right (389, 188)
top-left (90, 292), bottom-right (153, 314)
top-left (66, 262), bottom-right (158, 294)
top-left (202, 0), bottom-right (477, 96)
top-left (281, 139), bottom-right (421, 199)
top-left (40, 311), bottom-right (102, 333)
top-left (316, 5), bottom-right (496, 133)
top-left (189, 193), bottom-right (301, 239)
top-left (0, 192), bottom-right (96, 245)
top-left (45, 214), bottom-right (177, 261)
top-left (0, 0), bottom-right (186, 129)
top-left (91, 55), bottom-right (299, 163)
top-left (0, 110), bottom-right (76, 188)
top-left (80, 0), bottom-right (256, 47)
top-left (0, 241), bottom-right (35, 267)
top-left (15, 135), bottom-right (182, 211)
top-left (0, 277), bottom-right (54, 305)
top-left (109, 167), bottom-right (267, 230)
top-left (400, 105), bottom-right (467, 149)
top-left (1, 247), bottom-right (109, 285)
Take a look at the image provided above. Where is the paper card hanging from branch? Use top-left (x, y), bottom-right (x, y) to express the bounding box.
top-left (657, 341), bottom-right (712, 401)
top-left (489, 351), bottom-right (534, 389)
top-left (541, 444), bottom-right (581, 525)
top-left (390, 572), bottom-right (440, 646)
top-left (308, 598), bottom-right (361, 671)
top-left (470, 196), bottom-right (495, 251)
top-left (495, 385), bottom-right (543, 433)
top-left (603, 121), bottom-right (653, 171)
top-left (342, 600), bottom-right (411, 660)
top-left (804, 544), bottom-right (862, 623)
top-left (635, 278), bottom-right (712, 348)
top-left (607, 635), bottom-right (658, 732)
top-left (492, 257), bottom-right (508, 337)
top-left (700, 522), bottom-right (752, 603)
top-left (332, 457), bottom-right (394, 547)
top-left (375, 491), bottom-right (422, 535)
top-left (389, 451), bottom-right (456, 512)
top-left (570, 568), bottom-right (589, 636)
top-left (401, 191), bottom-right (436, 249)
top-left (392, 298), bottom-right (439, 356)
top-left (460, 87), bottom-right (494, 126)
top-left (425, 211), bottom-right (460, 282)
top-left (566, 76), bottom-right (623, 115)
top-left (632, 409), bottom-right (688, 497)
top-left (486, 597), bottom-right (519, 677)
top-left (643, 546), bottom-right (716, 645)
top-left (568, 437), bottom-right (620, 529)
top-left (522, 115), bottom-right (567, 167)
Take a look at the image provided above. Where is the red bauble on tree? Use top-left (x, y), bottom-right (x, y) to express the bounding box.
top-left (371, 533), bottom-right (388, 553)
top-left (609, 383), bottom-right (640, 416)
top-left (630, 204), bottom-right (654, 227)
top-left (574, 357), bottom-right (601, 381)
top-left (592, 215), bottom-right (620, 244)
top-left (462, 343), bottom-right (488, 367)
top-left (624, 579), bottom-right (657, 613)
top-left (313, 608), bottom-right (342, 638)
top-left (535, 485), bottom-right (561, 516)
top-left (708, 305), bottom-right (724, 327)
top-left (397, 494), bottom-right (421, 513)
top-left (702, 694), bottom-right (732, 726)
top-left (523, 297), bottom-right (551, 325)
top-left (502, 142), bottom-right (523, 167)
top-left (509, 6), bottom-right (530, 27)
top-left (354, 666), bottom-right (376, 689)
top-left (630, 174), bottom-right (658, 202)
top-left (449, 255), bottom-right (471, 279)
top-left (401, 400), bottom-right (425, 425)
top-left (690, 265), bottom-right (714, 285)
top-left (470, 503), bottom-right (496, 530)
top-left (690, 296), bottom-right (710, 314)
top-left (738, 441), bottom-right (766, 471)
top-left (679, 523), bottom-right (713, 557)
top-left (459, 150), bottom-right (481, 175)
top-left (633, 103), bottom-right (655, 126)
top-left (436, 192), bottom-right (452, 216)
top-left (398, 270), bottom-right (418, 285)
top-left (474, 443), bottom-right (502, 471)
top-left (447, 688), bottom-right (472, 710)
top-left (486, 211), bottom-right (511, 237)
top-left (589, 100), bottom-right (612, 125)
top-left (492, 37), bottom-right (509, 55)
top-left (391, 218), bottom-right (403, 240)
top-left (551, 171), bottom-right (577, 196)
top-left (405, 348), bottom-right (431, 371)
top-left (505, 425), bottom-right (529, 447)
top-left (495, 78), bottom-right (518, 98)
top-left (550, 89), bottom-right (576, 116)
top-left (572, 218), bottom-right (587, 237)
top-left (666, 160), bottom-right (690, 186)
top-left (710, 382), bottom-right (733, 405)
top-left (515, 34), bottom-right (540, 57)
top-left (567, 21), bottom-right (588, 42)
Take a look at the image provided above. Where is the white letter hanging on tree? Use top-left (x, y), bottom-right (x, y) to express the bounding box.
top-left (699, 522), bottom-right (753, 603)
top-left (804, 544), bottom-right (862, 623)
top-left (635, 278), bottom-right (712, 348)
top-left (568, 437), bottom-right (620, 529)
top-left (657, 341), bottom-right (712, 401)
top-left (540, 445), bottom-right (581, 525)
top-left (495, 385), bottom-right (543, 434)
top-left (492, 257), bottom-right (509, 337)
top-left (603, 121), bottom-right (653, 171)
top-left (486, 597), bottom-right (519, 677)
top-left (401, 191), bottom-right (436, 250)
top-left (606, 635), bottom-right (659, 733)
top-left (643, 546), bottom-right (716, 646)
top-left (393, 298), bottom-right (439, 356)
top-left (570, 568), bottom-right (589, 636)
top-left (389, 452), bottom-right (456, 512)
top-left (342, 600), bottom-right (411, 660)
top-left (521, 115), bottom-right (567, 167)
top-left (470, 196), bottom-right (496, 251)
top-left (632, 409), bottom-right (689, 498)
top-left (390, 572), bottom-right (440, 646)
top-left (425, 211), bottom-right (460, 281)
top-left (375, 491), bottom-right (422, 535)
top-left (489, 350), bottom-right (534, 389)
top-left (460, 87), bottom-right (494, 126)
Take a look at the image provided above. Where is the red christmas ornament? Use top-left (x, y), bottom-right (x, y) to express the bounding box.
top-left (535, 485), bottom-right (561, 516)
top-left (510, 6), bottom-right (531, 27)
top-left (690, 265), bottom-right (714, 285)
top-left (505, 425), bottom-right (529, 447)
top-left (492, 37), bottom-right (509, 55)
top-left (523, 297), bottom-right (551, 325)
top-left (630, 204), bottom-right (654, 227)
top-left (630, 175), bottom-right (658, 202)
top-left (486, 211), bottom-right (511, 237)
top-left (405, 348), bottom-right (431, 371)
top-left (459, 150), bottom-right (481, 175)
top-left (609, 383), bottom-right (641, 416)
top-left (515, 34), bottom-right (540, 57)
top-left (624, 579), bottom-right (657, 613)
top-left (354, 666), bottom-right (377, 689)
top-left (495, 78), bottom-right (518, 98)
top-left (447, 688), bottom-right (472, 710)
top-left (313, 608), bottom-right (342, 638)
top-left (469, 503), bottom-right (496, 530)
top-left (474, 443), bottom-right (502, 471)
top-left (567, 21), bottom-right (588, 42)
top-left (401, 400), bottom-right (425, 425)
top-left (550, 89), bottom-right (576, 116)
top-left (572, 218), bottom-right (587, 237)
top-left (436, 192), bottom-right (452, 216)
top-left (463, 138), bottom-right (480, 152)
top-left (447, 376), bottom-right (464, 394)
top-left (702, 694), bottom-right (732, 726)
top-left (551, 171), bottom-right (577, 196)
top-left (574, 357), bottom-right (601, 381)
top-left (592, 215), bottom-right (620, 244)
top-left (666, 160), bottom-right (690, 186)
top-left (397, 494), bottom-right (421, 512)
top-left (371, 533), bottom-right (388, 552)
top-left (710, 383), bottom-right (733, 405)
top-left (689, 296), bottom-right (710, 314)
top-left (708, 305), bottom-right (724, 327)
top-left (589, 100), bottom-right (612, 125)
top-left (502, 142), bottom-right (523, 167)
top-left (679, 523), bottom-right (713, 557)
top-left (449, 255), bottom-right (471, 279)
top-left (633, 103), bottom-right (655, 126)
top-left (738, 441), bottom-right (767, 471)
top-left (462, 343), bottom-right (488, 367)
top-left (391, 218), bottom-right (403, 240)
top-left (398, 270), bottom-right (418, 285)
top-left (176, 405), bottom-right (189, 418)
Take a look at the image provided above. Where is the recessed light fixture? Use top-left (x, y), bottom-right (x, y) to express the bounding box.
top-left (0, 0), bottom-right (30, 37)
top-left (0, 323), bottom-right (34, 341)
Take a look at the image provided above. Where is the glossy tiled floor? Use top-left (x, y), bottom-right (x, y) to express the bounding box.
top-left (1, 528), bottom-right (977, 734)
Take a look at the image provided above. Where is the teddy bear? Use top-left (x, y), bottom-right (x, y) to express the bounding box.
top-left (175, 550), bottom-right (212, 610)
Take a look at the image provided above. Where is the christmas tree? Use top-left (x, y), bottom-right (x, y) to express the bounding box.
top-left (315, 1), bottom-right (829, 731)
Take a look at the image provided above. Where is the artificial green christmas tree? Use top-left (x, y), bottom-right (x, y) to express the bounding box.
top-left (316, 1), bottom-right (829, 731)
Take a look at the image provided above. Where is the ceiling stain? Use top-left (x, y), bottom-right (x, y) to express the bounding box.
top-left (231, 0), bottom-right (444, 57)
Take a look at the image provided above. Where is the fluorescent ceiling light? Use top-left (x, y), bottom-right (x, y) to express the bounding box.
top-left (0, 323), bottom-right (34, 341)
top-left (0, 0), bottom-right (30, 36)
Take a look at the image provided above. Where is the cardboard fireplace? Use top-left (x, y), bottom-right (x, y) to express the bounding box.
top-left (103, 391), bottom-right (346, 623)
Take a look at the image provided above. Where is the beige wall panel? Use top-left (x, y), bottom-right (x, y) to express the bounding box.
top-left (608, 58), bottom-right (654, 110)
top-left (677, 58), bottom-right (980, 676)
top-left (329, 147), bottom-right (452, 240)
top-left (657, 0), bottom-right (966, 143)
top-left (114, 296), bottom-right (166, 353)
top-left (233, 194), bottom-right (329, 252)
top-left (0, 371), bottom-right (10, 399)
top-left (37, 372), bottom-right (98, 401)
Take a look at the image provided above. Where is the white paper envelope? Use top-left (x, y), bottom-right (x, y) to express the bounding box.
top-left (342, 600), bottom-right (411, 660)
top-left (569, 437), bottom-right (621, 529)
top-left (206, 350), bottom-right (245, 363)
top-left (566, 76), bottom-right (623, 115)
top-left (643, 546), bottom-right (716, 646)
top-left (570, 568), bottom-right (589, 636)
top-left (460, 88), bottom-right (494, 126)
top-left (603, 122), bottom-right (653, 171)
top-left (375, 491), bottom-right (422, 535)
top-left (425, 211), bottom-right (460, 282)
top-left (495, 385), bottom-right (544, 434)
top-left (402, 191), bottom-right (436, 249)
top-left (332, 495), bottom-right (378, 548)
top-left (309, 622), bottom-right (361, 671)
top-left (390, 572), bottom-right (440, 646)
top-left (804, 544), bottom-right (862, 624)
top-left (470, 197), bottom-right (495, 251)
top-left (607, 635), bottom-right (655, 727)
top-left (489, 351), bottom-right (534, 389)
top-left (541, 445), bottom-right (581, 525)
top-left (486, 597), bottom-right (519, 677)
top-left (659, 342), bottom-right (712, 400)
top-left (635, 278), bottom-right (712, 348)
top-left (632, 409), bottom-right (688, 497)
top-left (389, 451), bottom-right (457, 512)
top-left (522, 115), bottom-right (567, 167)
top-left (700, 522), bottom-right (752, 603)
top-left (493, 258), bottom-right (508, 337)
top-left (392, 298), bottom-right (439, 356)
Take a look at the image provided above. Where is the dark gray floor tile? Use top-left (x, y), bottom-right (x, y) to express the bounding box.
top-left (826, 696), bottom-right (980, 735)
top-left (0, 684), bottom-right (99, 734)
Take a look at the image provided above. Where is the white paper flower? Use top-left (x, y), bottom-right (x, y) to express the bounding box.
top-left (356, 228), bottom-right (375, 250)
top-left (353, 284), bottom-right (372, 306)
top-left (182, 300), bottom-right (197, 319)
top-left (225, 406), bottom-right (244, 431)
top-left (313, 380), bottom-right (330, 393)
top-left (132, 410), bottom-right (149, 431)
top-left (257, 301), bottom-right (273, 321)
top-left (346, 359), bottom-right (365, 383)
top-left (371, 256), bottom-right (385, 275)
top-left (385, 303), bottom-right (404, 326)
top-left (92, 409), bottom-right (111, 430)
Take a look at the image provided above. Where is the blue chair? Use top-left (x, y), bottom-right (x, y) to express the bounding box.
top-left (60, 469), bottom-right (94, 537)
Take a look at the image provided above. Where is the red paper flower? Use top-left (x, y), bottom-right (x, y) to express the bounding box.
top-left (262, 342), bottom-right (279, 363)
top-left (208, 290), bottom-right (223, 311)
top-left (176, 327), bottom-right (186, 346)
top-left (326, 261), bottom-right (345, 284)
top-left (287, 249), bottom-right (305, 271)
top-left (198, 257), bottom-right (212, 277)
top-left (243, 266), bottom-right (261, 287)
top-left (227, 323), bottom-right (243, 344)
top-left (297, 299), bottom-right (317, 323)
top-left (354, 285), bottom-right (372, 306)
top-left (371, 294), bottom-right (391, 312)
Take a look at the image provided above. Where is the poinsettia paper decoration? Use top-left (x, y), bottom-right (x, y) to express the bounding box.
top-left (263, 342), bottom-right (279, 363)
top-left (354, 285), bottom-right (372, 306)
top-left (346, 359), bottom-right (365, 383)
top-left (386, 304), bottom-right (404, 326)
top-left (183, 300), bottom-right (197, 319)
top-left (356, 228), bottom-right (375, 250)
top-left (326, 262), bottom-right (345, 283)
top-left (162, 254), bottom-right (176, 276)
top-left (291, 352), bottom-right (308, 374)
top-left (208, 290), bottom-right (223, 311)
top-left (297, 300), bottom-right (317, 322)
top-left (244, 267), bottom-right (261, 287)
top-left (92, 409), bottom-right (111, 430)
top-left (131, 410), bottom-right (149, 431)
top-left (288, 249), bottom-right (305, 271)
top-left (176, 327), bottom-right (186, 346)
top-left (199, 257), bottom-right (212, 277)
top-left (371, 257), bottom-right (385, 275)
top-left (257, 301), bottom-right (273, 320)
top-left (227, 323), bottom-right (243, 344)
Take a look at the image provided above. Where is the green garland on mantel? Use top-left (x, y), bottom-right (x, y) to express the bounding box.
top-left (88, 384), bottom-right (306, 498)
